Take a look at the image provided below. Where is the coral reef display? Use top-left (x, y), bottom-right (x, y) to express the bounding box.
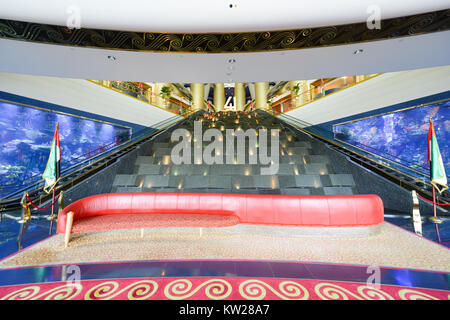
top-left (0, 101), bottom-right (131, 196)
top-left (333, 100), bottom-right (449, 175)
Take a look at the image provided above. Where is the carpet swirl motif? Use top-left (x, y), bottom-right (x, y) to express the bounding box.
top-left (0, 277), bottom-right (448, 300)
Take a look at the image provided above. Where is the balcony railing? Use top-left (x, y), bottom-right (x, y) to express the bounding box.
top-left (269, 74), bottom-right (380, 115)
top-left (89, 80), bottom-right (192, 116)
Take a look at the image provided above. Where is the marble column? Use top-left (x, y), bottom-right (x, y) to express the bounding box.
top-left (213, 83), bottom-right (225, 112)
top-left (191, 83), bottom-right (205, 111)
top-left (234, 83), bottom-right (246, 111)
top-left (254, 82), bottom-right (269, 110)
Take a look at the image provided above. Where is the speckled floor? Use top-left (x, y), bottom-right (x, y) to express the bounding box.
top-left (1, 222), bottom-right (449, 272)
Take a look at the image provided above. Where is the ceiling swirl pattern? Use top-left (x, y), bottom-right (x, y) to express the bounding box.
top-left (0, 9), bottom-right (449, 53)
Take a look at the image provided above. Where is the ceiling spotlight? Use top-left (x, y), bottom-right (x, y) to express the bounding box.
top-left (108, 55), bottom-right (116, 61)
top-left (353, 49), bottom-right (364, 55)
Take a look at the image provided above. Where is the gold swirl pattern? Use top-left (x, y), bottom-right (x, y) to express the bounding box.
top-left (164, 279), bottom-right (232, 300)
top-left (0, 9), bottom-right (448, 53)
top-left (0, 278), bottom-right (448, 300)
top-left (398, 289), bottom-right (440, 300)
top-left (1, 286), bottom-right (41, 300)
top-left (314, 283), bottom-right (362, 300)
top-left (84, 280), bottom-right (158, 300)
top-left (1, 283), bottom-right (82, 300)
top-left (238, 279), bottom-right (309, 300)
top-left (356, 285), bottom-right (395, 300)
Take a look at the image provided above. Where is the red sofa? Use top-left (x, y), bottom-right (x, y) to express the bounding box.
top-left (57, 193), bottom-right (384, 246)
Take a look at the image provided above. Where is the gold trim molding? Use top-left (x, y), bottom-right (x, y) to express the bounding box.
top-left (0, 9), bottom-right (449, 53)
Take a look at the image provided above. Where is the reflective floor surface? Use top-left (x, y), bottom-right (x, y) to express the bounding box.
top-left (0, 213), bottom-right (448, 300)
top-left (1, 214), bottom-right (448, 263)
top-left (0, 259), bottom-right (449, 290)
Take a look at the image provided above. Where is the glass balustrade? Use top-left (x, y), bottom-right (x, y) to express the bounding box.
top-left (90, 80), bottom-right (192, 116)
top-left (269, 75), bottom-right (379, 115)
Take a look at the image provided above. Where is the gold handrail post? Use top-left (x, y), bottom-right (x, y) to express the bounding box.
top-left (58, 190), bottom-right (65, 216)
top-left (19, 192), bottom-right (31, 224)
top-left (47, 190), bottom-right (65, 234)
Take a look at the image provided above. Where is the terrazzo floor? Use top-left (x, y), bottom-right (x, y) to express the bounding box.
top-left (1, 222), bottom-right (449, 272)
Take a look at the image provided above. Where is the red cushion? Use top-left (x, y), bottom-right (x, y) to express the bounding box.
top-left (57, 193), bottom-right (384, 234)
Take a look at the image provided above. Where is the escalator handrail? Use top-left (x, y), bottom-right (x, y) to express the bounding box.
top-left (0, 115), bottom-right (180, 192)
top-left (0, 126), bottom-right (153, 191)
top-left (0, 138), bottom-right (127, 190)
top-left (0, 115), bottom-right (182, 206)
top-left (272, 112), bottom-right (449, 202)
top-left (278, 113), bottom-right (445, 179)
top-left (279, 113), bottom-right (432, 178)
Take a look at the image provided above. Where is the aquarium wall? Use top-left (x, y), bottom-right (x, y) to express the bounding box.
top-left (333, 99), bottom-right (449, 174)
top-left (0, 98), bottom-right (132, 192)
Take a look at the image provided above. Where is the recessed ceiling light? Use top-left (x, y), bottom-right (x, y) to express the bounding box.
top-left (107, 55), bottom-right (116, 61)
top-left (353, 49), bottom-right (364, 55)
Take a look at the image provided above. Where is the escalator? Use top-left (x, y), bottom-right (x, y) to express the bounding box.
top-left (2, 108), bottom-right (447, 222)
top-left (277, 112), bottom-right (450, 215)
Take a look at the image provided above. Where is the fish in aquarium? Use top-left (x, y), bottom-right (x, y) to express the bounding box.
top-left (0, 100), bottom-right (131, 189)
top-left (334, 101), bottom-right (449, 172)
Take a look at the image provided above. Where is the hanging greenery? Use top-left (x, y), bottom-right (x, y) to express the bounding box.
top-left (293, 83), bottom-right (301, 96)
top-left (160, 86), bottom-right (172, 99)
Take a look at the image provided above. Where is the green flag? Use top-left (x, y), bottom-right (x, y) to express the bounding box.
top-left (43, 123), bottom-right (61, 193)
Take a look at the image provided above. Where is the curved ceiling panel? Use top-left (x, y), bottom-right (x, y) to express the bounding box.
top-left (1, 30), bottom-right (449, 83)
top-left (0, 0), bottom-right (449, 33)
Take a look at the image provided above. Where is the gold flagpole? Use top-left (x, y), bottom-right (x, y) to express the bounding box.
top-left (429, 185), bottom-right (443, 224)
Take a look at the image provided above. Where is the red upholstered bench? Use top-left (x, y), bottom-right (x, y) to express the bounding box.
top-left (57, 193), bottom-right (384, 246)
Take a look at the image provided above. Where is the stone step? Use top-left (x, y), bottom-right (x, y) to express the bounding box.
top-left (287, 141), bottom-right (312, 148)
top-left (303, 155), bottom-right (331, 164)
top-left (152, 147), bottom-right (173, 157)
top-left (110, 113), bottom-right (360, 196)
top-left (283, 147), bottom-right (311, 156)
top-left (152, 142), bottom-right (173, 149)
top-left (280, 155), bottom-right (310, 164)
top-left (137, 164), bottom-right (164, 175)
top-left (323, 186), bottom-right (356, 195)
top-left (180, 175), bottom-right (232, 189)
top-left (329, 174), bottom-right (356, 186)
top-left (113, 186), bottom-right (143, 193)
top-left (280, 188), bottom-right (311, 195)
top-left (140, 175), bottom-right (170, 188)
top-left (135, 156), bottom-right (157, 165)
top-left (112, 174), bottom-right (137, 187)
top-left (280, 187), bottom-right (356, 196)
top-left (302, 163), bottom-right (333, 175)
